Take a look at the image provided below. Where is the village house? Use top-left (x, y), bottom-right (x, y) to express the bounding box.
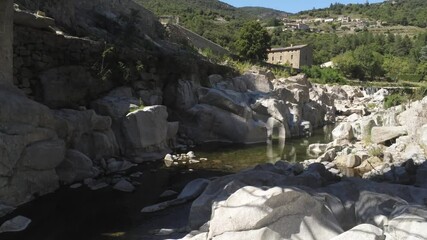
top-left (267, 44), bottom-right (313, 69)
top-left (284, 23), bottom-right (310, 31)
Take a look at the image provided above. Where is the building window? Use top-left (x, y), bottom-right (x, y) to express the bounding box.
top-left (272, 56), bottom-right (274, 61)
top-left (280, 56), bottom-right (282, 61)
top-left (291, 55), bottom-right (293, 60)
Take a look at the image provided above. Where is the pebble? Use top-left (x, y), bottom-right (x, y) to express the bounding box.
top-left (0, 216), bottom-right (31, 233)
top-left (70, 183), bottom-right (82, 189)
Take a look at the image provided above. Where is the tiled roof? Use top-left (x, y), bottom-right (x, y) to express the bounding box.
top-left (268, 44), bottom-right (308, 52)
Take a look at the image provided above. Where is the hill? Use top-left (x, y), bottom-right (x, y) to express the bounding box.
top-left (237, 7), bottom-right (290, 20)
top-left (136, 0), bottom-right (291, 50)
top-left (298, 0), bottom-right (427, 28)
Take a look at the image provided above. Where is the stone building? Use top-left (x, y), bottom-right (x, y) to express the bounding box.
top-left (267, 44), bottom-right (313, 69)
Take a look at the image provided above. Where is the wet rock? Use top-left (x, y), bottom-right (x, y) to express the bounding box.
top-left (113, 179), bottom-right (135, 192)
top-left (106, 159), bottom-right (136, 173)
top-left (0, 204), bottom-right (15, 218)
top-left (56, 149), bottom-right (97, 184)
top-left (159, 190), bottom-right (178, 198)
top-left (0, 216), bottom-right (31, 233)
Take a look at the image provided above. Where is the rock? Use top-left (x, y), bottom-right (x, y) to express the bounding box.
top-left (113, 179), bottom-right (135, 192)
top-left (371, 126), bottom-right (407, 144)
top-left (167, 122), bottom-right (179, 140)
top-left (164, 80), bottom-right (197, 111)
top-left (419, 124), bottom-right (427, 153)
top-left (130, 172), bottom-right (143, 178)
top-left (159, 190), bottom-right (178, 198)
top-left (208, 74), bottom-right (224, 87)
top-left (164, 154), bottom-right (174, 167)
top-left (385, 205), bottom-right (427, 240)
top-left (198, 88), bottom-right (248, 117)
top-left (0, 204), bottom-right (15, 218)
top-left (106, 159), bottom-right (136, 173)
top-left (187, 151), bottom-right (196, 159)
top-left (332, 122), bottom-right (353, 140)
top-left (346, 154), bottom-right (361, 168)
top-left (56, 149), bottom-right (97, 184)
top-left (212, 228), bottom-right (282, 240)
top-left (178, 179), bottom-right (210, 199)
top-left (0, 216), bottom-right (31, 233)
top-left (300, 121), bottom-right (313, 136)
top-left (351, 118), bottom-right (376, 141)
top-left (14, 6), bottom-right (55, 30)
top-left (308, 143), bottom-right (328, 157)
top-left (20, 139), bottom-right (65, 170)
top-left (330, 224), bottom-right (384, 240)
top-left (346, 113), bottom-right (361, 122)
top-left (70, 183), bottom-right (82, 189)
top-left (355, 157), bottom-right (383, 175)
top-left (207, 186), bottom-right (342, 239)
top-left (39, 66), bottom-right (104, 108)
top-left (142, 179), bottom-right (210, 213)
top-left (185, 104), bottom-right (267, 144)
top-left (355, 191), bottom-right (407, 226)
top-left (397, 99), bottom-right (427, 136)
top-left (415, 162), bottom-right (427, 188)
top-left (234, 72), bottom-right (273, 93)
top-left (122, 105), bottom-right (170, 161)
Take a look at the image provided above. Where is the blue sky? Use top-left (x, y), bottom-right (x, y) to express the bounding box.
top-left (221, 0), bottom-right (384, 13)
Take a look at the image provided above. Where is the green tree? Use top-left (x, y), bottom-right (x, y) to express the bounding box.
top-left (420, 46), bottom-right (427, 61)
top-left (235, 21), bottom-right (271, 61)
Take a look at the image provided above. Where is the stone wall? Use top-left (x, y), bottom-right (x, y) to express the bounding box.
top-left (167, 24), bottom-right (229, 56)
top-left (0, 0), bottom-right (13, 86)
top-left (13, 25), bottom-right (103, 97)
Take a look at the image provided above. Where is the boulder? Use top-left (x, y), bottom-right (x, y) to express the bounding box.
top-left (207, 186), bottom-right (342, 239)
top-left (385, 205), bottom-right (427, 240)
top-left (113, 179), bottom-right (135, 192)
top-left (235, 72), bottom-right (273, 93)
top-left (332, 122), bottom-right (353, 140)
top-left (19, 140), bottom-right (65, 170)
top-left (303, 101), bottom-right (327, 128)
top-left (121, 105), bottom-right (169, 159)
top-left (330, 224), bottom-right (384, 240)
top-left (351, 118), bottom-right (376, 141)
top-left (164, 79), bottom-right (197, 110)
top-left (346, 154), bottom-right (361, 168)
top-left (371, 126), bottom-right (407, 144)
top-left (355, 157), bottom-right (383, 175)
top-left (198, 88), bottom-right (248, 117)
top-left (185, 104), bottom-right (267, 144)
top-left (56, 150), bottom-right (97, 184)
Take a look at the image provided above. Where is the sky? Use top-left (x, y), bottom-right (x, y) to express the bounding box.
top-left (221, 0), bottom-right (384, 13)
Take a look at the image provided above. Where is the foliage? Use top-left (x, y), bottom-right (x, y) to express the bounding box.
top-left (129, 98), bottom-right (146, 113)
top-left (302, 66), bottom-right (346, 84)
top-left (235, 21), bottom-right (271, 61)
top-left (384, 93), bottom-right (407, 109)
top-left (300, 0), bottom-right (427, 28)
top-left (332, 45), bottom-right (384, 81)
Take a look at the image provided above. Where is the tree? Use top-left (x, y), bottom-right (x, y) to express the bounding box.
top-left (420, 46), bottom-right (427, 61)
top-left (235, 21), bottom-right (271, 61)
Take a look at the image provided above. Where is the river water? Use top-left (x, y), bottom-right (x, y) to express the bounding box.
top-left (191, 124), bottom-right (335, 172)
top-left (0, 125), bottom-right (335, 240)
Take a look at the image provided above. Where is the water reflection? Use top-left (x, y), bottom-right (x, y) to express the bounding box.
top-left (194, 124), bottom-right (335, 172)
